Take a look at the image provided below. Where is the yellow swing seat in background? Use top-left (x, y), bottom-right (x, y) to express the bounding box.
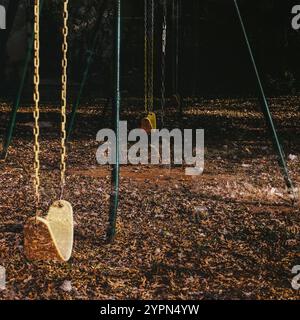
top-left (141, 111), bottom-right (157, 134)
top-left (24, 200), bottom-right (74, 262)
top-left (142, 1), bottom-right (156, 134)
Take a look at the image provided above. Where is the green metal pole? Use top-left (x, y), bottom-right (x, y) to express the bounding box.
top-left (107, 0), bottom-right (121, 242)
top-left (1, 0), bottom-right (44, 160)
top-left (66, 47), bottom-right (97, 141)
top-left (67, 0), bottom-right (109, 141)
top-left (0, 0), bottom-right (21, 93)
top-left (234, 0), bottom-right (294, 192)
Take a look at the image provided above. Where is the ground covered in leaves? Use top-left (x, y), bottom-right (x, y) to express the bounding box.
top-left (0, 97), bottom-right (299, 300)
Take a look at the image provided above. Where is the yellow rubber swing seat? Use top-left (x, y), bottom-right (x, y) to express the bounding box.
top-left (24, 200), bottom-right (74, 262)
top-left (141, 112), bottom-right (157, 134)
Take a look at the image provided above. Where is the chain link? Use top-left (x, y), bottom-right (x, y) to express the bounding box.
top-left (149, 0), bottom-right (154, 113)
top-left (144, 0), bottom-right (154, 114)
top-left (60, 0), bottom-right (69, 198)
top-left (33, 0), bottom-right (69, 212)
top-left (172, 0), bottom-right (179, 94)
top-left (33, 0), bottom-right (40, 215)
top-left (144, 0), bottom-right (148, 113)
top-left (161, 0), bottom-right (167, 126)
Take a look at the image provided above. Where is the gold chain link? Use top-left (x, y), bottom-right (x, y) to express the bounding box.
top-left (33, 0), bottom-right (41, 216)
top-left (60, 0), bottom-right (69, 198)
top-left (144, 0), bottom-right (148, 113)
top-left (33, 0), bottom-right (69, 213)
top-left (144, 0), bottom-right (154, 114)
top-left (149, 0), bottom-right (154, 113)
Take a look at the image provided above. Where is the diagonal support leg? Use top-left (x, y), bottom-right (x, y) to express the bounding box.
top-left (1, 0), bottom-right (44, 160)
top-left (234, 0), bottom-right (295, 195)
top-left (67, 0), bottom-right (109, 141)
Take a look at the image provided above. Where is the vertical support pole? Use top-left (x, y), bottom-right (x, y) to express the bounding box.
top-left (1, 0), bottom-right (44, 160)
top-left (234, 0), bottom-right (294, 192)
top-left (107, 0), bottom-right (121, 242)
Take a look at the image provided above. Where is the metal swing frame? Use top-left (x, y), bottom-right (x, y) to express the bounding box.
top-left (66, 0), bottom-right (110, 141)
top-left (0, 0), bottom-right (295, 248)
top-left (0, 0), bottom-right (44, 160)
top-left (106, 0), bottom-right (121, 242)
top-left (234, 0), bottom-right (295, 195)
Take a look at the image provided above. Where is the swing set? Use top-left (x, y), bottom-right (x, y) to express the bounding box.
top-left (0, 0), bottom-right (297, 263)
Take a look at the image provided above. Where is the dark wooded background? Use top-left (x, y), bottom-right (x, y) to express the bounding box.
top-left (1, 0), bottom-right (300, 100)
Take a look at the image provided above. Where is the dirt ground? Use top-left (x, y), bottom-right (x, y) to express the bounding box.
top-left (0, 97), bottom-right (299, 300)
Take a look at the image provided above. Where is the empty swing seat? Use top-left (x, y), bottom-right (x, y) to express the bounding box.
top-left (24, 200), bottom-right (74, 262)
top-left (141, 112), bottom-right (157, 134)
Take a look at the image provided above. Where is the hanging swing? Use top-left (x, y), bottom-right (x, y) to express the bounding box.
top-left (24, 0), bottom-right (73, 262)
top-left (141, 0), bottom-right (157, 133)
